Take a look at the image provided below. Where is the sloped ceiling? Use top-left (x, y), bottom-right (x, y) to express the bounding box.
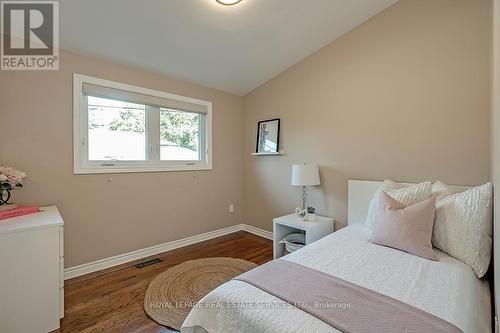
top-left (60, 0), bottom-right (398, 95)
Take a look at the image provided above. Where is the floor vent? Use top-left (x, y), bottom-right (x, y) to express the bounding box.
top-left (135, 258), bottom-right (162, 269)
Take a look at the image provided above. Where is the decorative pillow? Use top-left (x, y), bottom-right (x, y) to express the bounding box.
top-left (431, 180), bottom-right (465, 197)
top-left (432, 182), bottom-right (493, 278)
top-left (370, 193), bottom-right (437, 260)
top-left (365, 180), bottom-right (433, 229)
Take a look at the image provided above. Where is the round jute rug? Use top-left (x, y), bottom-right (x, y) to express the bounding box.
top-left (144, 257), bottom-right (257, 330)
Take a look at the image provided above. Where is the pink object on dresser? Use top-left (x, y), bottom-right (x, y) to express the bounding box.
top-left (0, 206), bottom-right (40, 221)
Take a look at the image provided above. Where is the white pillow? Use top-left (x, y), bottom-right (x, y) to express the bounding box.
top-left (365, 180), bottom-right (433, 229)
top-left (432, 182), bottom-right (492, 278)
top-left (431, 180), bottom-right (465, 197)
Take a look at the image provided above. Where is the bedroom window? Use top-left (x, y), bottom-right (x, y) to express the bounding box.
top-left (73, 74), bottom-right (212, 174)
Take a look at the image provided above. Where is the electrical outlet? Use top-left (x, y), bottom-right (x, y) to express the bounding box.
top-left (229, 204), bottom-right (234, 213)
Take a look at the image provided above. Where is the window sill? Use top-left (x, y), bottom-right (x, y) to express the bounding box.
top-left (74, 164), bottom-right (212, 175)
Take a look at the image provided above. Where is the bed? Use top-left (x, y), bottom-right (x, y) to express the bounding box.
top-left (181, 180), bottom-right (492, 333)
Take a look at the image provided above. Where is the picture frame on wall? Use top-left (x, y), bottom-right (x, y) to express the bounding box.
top-left (255, 118), bottom-right (280, 154)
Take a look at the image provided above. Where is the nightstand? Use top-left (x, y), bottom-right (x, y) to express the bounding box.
top-left (273, 213), bottom-right (334, 258)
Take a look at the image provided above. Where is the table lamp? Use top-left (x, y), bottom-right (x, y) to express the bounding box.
top-left (291, 163), bottom-right (320, 210)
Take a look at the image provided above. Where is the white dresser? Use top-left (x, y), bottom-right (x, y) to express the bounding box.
top-left (0, 206), bottom-right (64, 333)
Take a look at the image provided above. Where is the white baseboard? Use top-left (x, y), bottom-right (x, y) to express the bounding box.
top-left (242, 224), bottom-right (273, 240)
top-left (64, 223), bottom-right (271, 280)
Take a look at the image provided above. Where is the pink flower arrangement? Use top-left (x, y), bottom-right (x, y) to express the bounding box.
top-left (0, 167), bottom-right (27, 188)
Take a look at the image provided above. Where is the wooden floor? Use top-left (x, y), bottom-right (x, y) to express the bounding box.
top-left (54, 231), bottom-right (272, 333)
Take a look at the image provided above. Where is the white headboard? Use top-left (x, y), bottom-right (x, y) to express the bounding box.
top-left (347, 180), bottom-right (470, 225)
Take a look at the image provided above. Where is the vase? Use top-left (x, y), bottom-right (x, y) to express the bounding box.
top-left (0, 188), bottom-right (11, 205)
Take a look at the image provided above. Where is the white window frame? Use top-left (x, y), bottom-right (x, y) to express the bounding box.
top-left (73, 74), bottom-right (212, 174)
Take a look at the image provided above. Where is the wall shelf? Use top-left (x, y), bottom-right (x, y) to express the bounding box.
top-left (251, 151), bottom-right (285, 156)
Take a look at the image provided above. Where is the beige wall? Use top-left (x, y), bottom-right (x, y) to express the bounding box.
top-left (0, 50), bottom-right (244, 267)
top-left (492, 0), bottom-right (500, 320)
top-left (243, 0), bottom-right (491, 231)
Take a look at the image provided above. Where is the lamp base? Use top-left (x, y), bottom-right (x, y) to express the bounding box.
top-left (301, 186), bottom-right (307, 211)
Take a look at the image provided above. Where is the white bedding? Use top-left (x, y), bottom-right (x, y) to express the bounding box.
top-left (181, 224), bottom-right (491, 333)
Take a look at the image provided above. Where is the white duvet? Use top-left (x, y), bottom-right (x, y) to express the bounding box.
top-left (181, 224), bottom-right (491, 333)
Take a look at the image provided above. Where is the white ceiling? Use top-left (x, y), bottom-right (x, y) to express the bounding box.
top-left (60, 0), bottom-right (398, 95)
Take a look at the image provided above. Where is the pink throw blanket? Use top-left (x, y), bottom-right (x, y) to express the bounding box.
top-left (234, 259), bottom-right (462, 333)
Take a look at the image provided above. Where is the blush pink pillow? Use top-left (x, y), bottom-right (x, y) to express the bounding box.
top-left (370, 192), bottom-right (437, 260)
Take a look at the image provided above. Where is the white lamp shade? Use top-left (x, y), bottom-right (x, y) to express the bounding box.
top-left (291, 164), bottom-right (320, 186)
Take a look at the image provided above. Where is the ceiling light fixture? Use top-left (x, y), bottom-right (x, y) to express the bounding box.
top-left (216, 0), bottom-right (243, 6)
